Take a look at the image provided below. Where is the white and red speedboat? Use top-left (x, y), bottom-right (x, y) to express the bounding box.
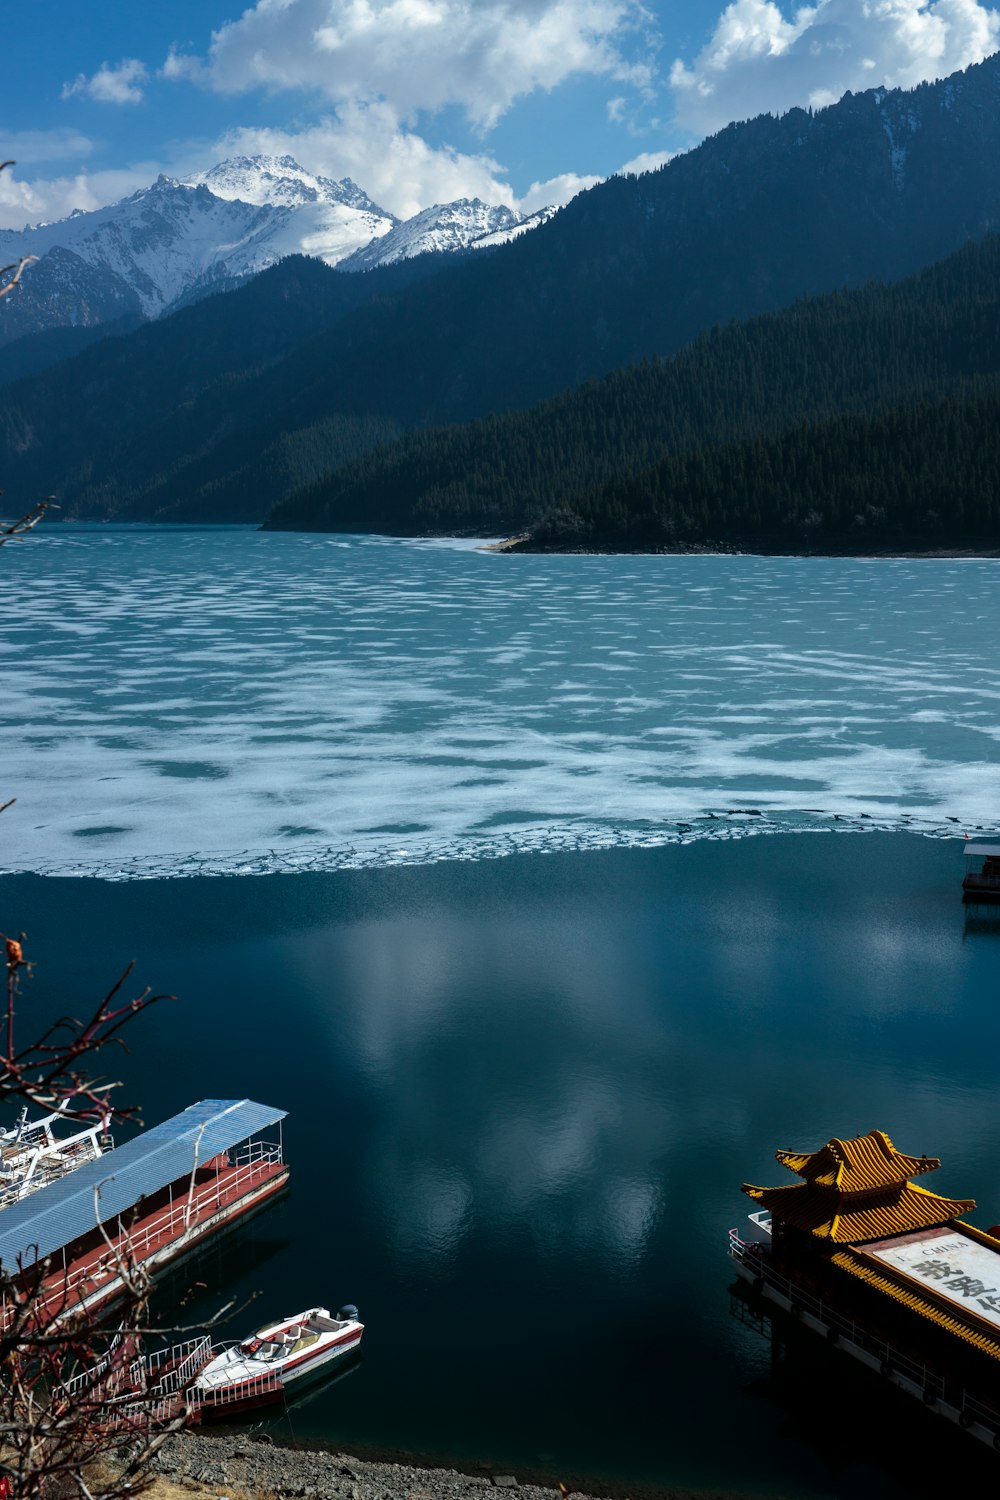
top-left (191, 1304), bottom-right (363, 1416)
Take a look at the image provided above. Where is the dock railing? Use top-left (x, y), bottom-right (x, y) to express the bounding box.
top-left (729, 1228), bottom-right (1000, 1444)
top-left (38, 1143), bottom-right (284, 1314)
top-left (187, 1359), bottom-right (284, 1411)
top-left (56, 1330), bottom-right (287, 1432)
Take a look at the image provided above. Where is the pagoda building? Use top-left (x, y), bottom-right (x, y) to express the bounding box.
top-left (744, 1129), bottom-right (974, 1245)
top-left (731, 1130), bottom-right (1000, 1443)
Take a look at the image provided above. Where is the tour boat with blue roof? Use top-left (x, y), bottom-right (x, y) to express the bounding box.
top-left (0, 1098), bottom-right (288, 1326)
top-left (730, 1128), bottom-right (1000, 1449)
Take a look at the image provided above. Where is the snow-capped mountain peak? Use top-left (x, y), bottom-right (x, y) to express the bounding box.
top-left (338, 196), bottom-right (535, 270)
top-left (0, 156), bottom-right (558, 351)
top-left (186, 154), bottom-right (394, 221)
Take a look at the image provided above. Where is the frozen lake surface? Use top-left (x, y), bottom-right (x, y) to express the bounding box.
top-left (1, 526), bottom-right (999, 876)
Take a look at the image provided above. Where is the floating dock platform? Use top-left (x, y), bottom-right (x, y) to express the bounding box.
top-left (0, 1098), bottom-right (288, 1325)
top-left (729, 1129), bottom-right (1000, 1449)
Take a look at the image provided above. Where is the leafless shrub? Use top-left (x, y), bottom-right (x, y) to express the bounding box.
top-left (0, 191), bottom-right (200, 1496)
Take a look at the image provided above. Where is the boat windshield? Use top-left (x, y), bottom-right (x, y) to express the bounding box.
top-left (238, 1338), bottom-right (263, 1356)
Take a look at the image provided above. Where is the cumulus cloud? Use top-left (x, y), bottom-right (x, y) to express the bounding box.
top-left (0, 165), bottom-right (161, 230)
top-left (618, 147), bottom-right (678, 173)
top-left (0, 129), bottom-right (95, 166)
top-left (214, 105), bottom-right (519, 218)
top-left (670, 0), bottom-right (1000, 134)
top-left (0, 109), bottom-right (597, 229)
top-left (61, 58), bottom-right (149, 106)
top-left (519, 169), bottom-right (602, 211)
top-left (160, 47), bottom-right (210, 85)
top-left (181, 0), bottom-right (651, 130)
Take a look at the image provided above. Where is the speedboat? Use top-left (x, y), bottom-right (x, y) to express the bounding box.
top-left (191, 1305), bottom-right (363, 1416)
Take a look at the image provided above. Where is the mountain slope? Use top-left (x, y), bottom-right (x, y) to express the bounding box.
top-left (0, 154), bottom-right (553, 356)
top-left (264, 232), bottom-right (1000, 538)
top-left (0, 154), bottom-right (398, 351)
top-left (519, 385), bottom-right (1000, 553)
top-left (338, 199), bottom-right (526, 269)
top-left (5, 53), bottom-right (1000, 522)
top-left (0, 252), bottom-right (453, 517)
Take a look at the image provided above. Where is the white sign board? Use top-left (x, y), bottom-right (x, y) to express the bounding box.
top-left (869, 1230), bottom-right (1000, 1331)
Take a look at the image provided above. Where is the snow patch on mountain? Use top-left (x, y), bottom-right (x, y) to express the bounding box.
top-left (339, 198), bottom-right (534, 270)
top-left (0, 155), bottom-right (399, 332)
top-left (189, 154), bottom-right (390, 217)
top-left (470, 204), bottom-right (558, 250)
top-left (0, 157), bottom-right (553, 350)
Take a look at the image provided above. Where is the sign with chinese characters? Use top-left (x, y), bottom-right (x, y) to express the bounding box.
top-left (869, 1231), bottom-right (1000, 1328)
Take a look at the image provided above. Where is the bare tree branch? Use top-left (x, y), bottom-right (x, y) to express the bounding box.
top-left (0, 500), bottom-right (56, 547)
top-left (0, 190), bottom-right (205, 1493)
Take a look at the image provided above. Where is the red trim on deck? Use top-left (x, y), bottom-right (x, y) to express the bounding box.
top-left (8, 1153), bottom-right (288, 1326)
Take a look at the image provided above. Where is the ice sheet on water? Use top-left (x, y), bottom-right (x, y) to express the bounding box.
top-left (0, 528), bottom-right (998, 879)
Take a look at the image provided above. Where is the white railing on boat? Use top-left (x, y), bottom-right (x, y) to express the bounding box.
top-left (57, 1332), bottom-right (287, 1432)
top-left (0, 1120), bottom-right (111, 1210)
top-left (61, 1145), bottom-right (281, 1294)
top-left (2, 1143), bottom-right (284, 1328)
top-left (190, 1359), bottom-right (284, 1409)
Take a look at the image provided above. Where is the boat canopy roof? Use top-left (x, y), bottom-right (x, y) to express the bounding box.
top-left (0, 1098), bottom-right (285, 1272)
top-left (964, 842), bottom-right (1000, 858)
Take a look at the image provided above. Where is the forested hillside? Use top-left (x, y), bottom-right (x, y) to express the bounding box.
top-left (266, 233), bottom-right (1000, 548)
top-left (517, 387), bottom-right (1000, 552)
top-left (3, 52), bottom-right (1000, 523)
top-left (0, 253), bottom-right (440, 519)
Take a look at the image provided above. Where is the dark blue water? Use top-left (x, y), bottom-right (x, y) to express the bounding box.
top-left (3, 833), bottom-right (998, 1497)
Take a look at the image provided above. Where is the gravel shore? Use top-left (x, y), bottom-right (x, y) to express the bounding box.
top-left (150, 1432), bottom-right (762, 1500)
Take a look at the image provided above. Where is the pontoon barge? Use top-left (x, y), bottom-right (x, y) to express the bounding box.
top-left (729, 1129), bottom-right (1000, 1449)
top-left (962, 840), bottom-right (1000, 904)
top-left (0, 1098), bottom-right (287, 1325)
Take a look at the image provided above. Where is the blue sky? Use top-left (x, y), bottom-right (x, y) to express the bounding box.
top-left (2, 0), bottom-right (998, 226)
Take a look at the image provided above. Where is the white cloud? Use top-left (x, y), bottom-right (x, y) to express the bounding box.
top-left (61, 59), bottom-right (149, 106)
top-left (520, 169), bottom-right (601, 211)
top-left (184, 0), bottom-right (650, 130)
top-left (618, 147), bottom-right (678, 173)
top-left (670, 0), bottom-right (1000, 134)
top-left (0, 130), bottom-right (95, 166)
top-left (161, 47), bottom-right (209, 85)
top-left (0, 165), bottom-right (160, 230)
top-left (0, 108), bottom-right (597, 229)
top-left (213, 105), bottom-right (519, 218)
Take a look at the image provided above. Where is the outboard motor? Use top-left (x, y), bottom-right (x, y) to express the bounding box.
top-left (336, 1304), bottom-right (359, 1322)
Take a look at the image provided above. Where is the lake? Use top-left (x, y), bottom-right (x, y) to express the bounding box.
top-left (1, 527), bottom-right (999, 875)
top-left (1, 528), bottom-right (1000, 1497)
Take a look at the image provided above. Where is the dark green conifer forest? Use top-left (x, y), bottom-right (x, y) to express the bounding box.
top-left (267, 234), bottom-right (1000, 551)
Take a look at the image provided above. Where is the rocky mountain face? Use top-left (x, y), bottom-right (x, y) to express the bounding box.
top-left (0, 155), bottom-right (552, 353)
top-left (0, 244), bottom-right (142, 347)
top-left (5, 53), bottom-right (1000, 526)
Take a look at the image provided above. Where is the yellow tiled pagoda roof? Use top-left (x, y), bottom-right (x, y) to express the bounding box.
top-left (743, 1179), bottom-right (976, 1243)
top-left (743, 1128), bottom-right (975, 1244)
top-left (775, 1130), bottom-right (939, 1191)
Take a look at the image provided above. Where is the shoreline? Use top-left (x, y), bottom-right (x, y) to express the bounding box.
top-left (149, 1430), bottom-right (783, 1500)
top-left (485, 537), bottom-right (1000, 559)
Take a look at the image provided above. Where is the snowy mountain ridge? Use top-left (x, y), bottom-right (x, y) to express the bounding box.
top-left (340, 197), bottom-right (528, 270)
top-left (186, 153), bottom-right (392, 217)
top-left (0, 155), bottom-right (556, 351)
